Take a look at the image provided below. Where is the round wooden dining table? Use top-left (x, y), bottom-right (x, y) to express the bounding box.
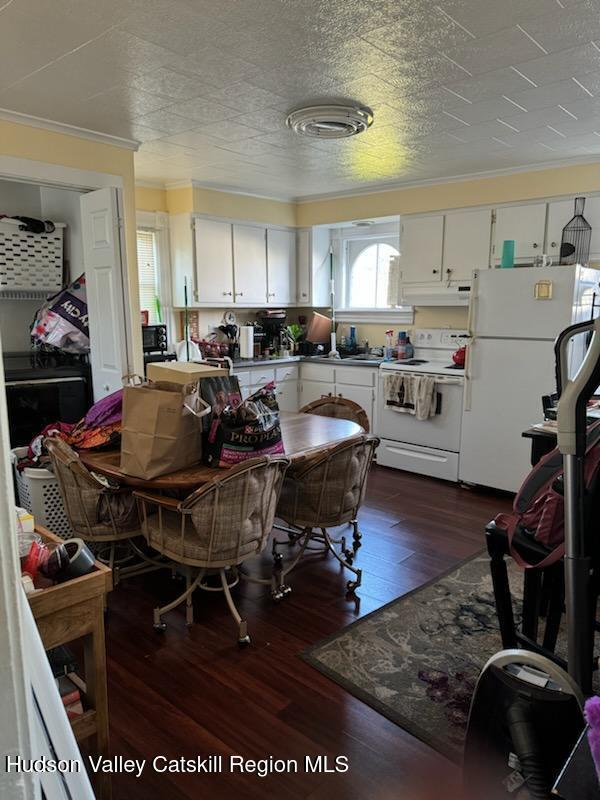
top-left (79, 411), bottom-right (363, 491)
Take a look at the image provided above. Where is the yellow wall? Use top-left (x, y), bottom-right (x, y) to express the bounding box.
top-left (135, 185), bottom-right (168, 212)
top-left (297, 162), bottom-right (600, 226)
top-left (193, 186), bottom-right (296, 225)
top-left (0, 119), bottom-right (142, 372)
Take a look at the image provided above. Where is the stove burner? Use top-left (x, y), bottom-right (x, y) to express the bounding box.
top-left (445, 364), bottom-right (463, 370)
top-left (404, 359), bottom-right (428, 365)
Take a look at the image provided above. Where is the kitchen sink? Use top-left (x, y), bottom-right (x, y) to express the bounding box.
top-left (340, 353), bottom-right (382, 361)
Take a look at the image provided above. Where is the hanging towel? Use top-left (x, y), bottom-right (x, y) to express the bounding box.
top-left (384, 373), bottom-right (439, 419)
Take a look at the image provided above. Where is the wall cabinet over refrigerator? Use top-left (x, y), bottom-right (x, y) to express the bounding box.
top-left (443, 208), bottom-right (492, 282)
top-left (493, 203), bottom-right (546, 264)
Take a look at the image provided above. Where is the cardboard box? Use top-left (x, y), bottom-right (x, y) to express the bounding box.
top-left (146, 361), bottom-right (227, 384)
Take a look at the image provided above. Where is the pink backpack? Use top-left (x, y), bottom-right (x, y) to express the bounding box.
top-left (495, 420), bottom-right (600, 569)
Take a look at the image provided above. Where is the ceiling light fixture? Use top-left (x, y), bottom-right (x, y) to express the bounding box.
top-left (286, 104), bottom-right (374, 139)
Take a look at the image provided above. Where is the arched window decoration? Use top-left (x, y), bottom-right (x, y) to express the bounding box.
top-left (348, 242), bottom-right (399, 308)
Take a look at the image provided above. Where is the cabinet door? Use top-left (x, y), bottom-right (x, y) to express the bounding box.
top-left (296, 229), bottom-right (310, 304)
top-left (335, 384), bottom-right (374, 431)
top-left (232, 224), bottom-right (267, 303)
top-left (194, 218), bottom-right (233, 304)
top-left (274, 380), bottom-right (299, 412)
top-left (312, 226), bottom-right (331, 306)
top-left (399, 215), bottom-right (444, 284)
top-left (443, 209), bottom-right (491, 281)
top-left (267, 228), bottom-right (296, 305)
top-left (300, 379), bottom-right (335, 406)
top-left (493, 203), bottom-right (546, 263)
top-left (170, 213), bottom-right (196, 307)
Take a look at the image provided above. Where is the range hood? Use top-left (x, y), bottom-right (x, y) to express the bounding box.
top-left (400, 284), bottom-right (471, 307)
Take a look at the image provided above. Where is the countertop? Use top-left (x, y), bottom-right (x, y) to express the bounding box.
top-left (231, 355), bottom-right (384, 369)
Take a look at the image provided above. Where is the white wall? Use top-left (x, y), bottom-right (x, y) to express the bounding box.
top-left (40, 186), bottom-right (84, 280)
top-left (0, 300), bottom-right (39, 351)
top-left (0, 179), bottom-right (41, 217)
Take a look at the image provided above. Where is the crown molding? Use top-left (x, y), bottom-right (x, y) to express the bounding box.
top-left (0, 108), bottom-right (140, 151)
top-left (293, 154), bottom-right (600, 203)
top-left (164, 180), bottom-right (193, 190)
top-left (188, 179), bottom-right (294, 203)
top-left (135, 180), bottom-right (165, 189)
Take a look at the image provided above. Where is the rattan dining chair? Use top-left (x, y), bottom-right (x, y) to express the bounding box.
top-left (272, 434), bottom-right (379, 599)
top-left (45, 437), bottom-right (164, 585)
top-left (299, 395), bottom-right (370, 433)
top-left (134, 455), bottom-right (290, 645)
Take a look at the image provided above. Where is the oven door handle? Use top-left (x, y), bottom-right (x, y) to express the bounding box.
top-left (5, 377), bottom-right (86, 387)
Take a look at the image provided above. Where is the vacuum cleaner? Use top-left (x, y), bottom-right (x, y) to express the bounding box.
top-left (463, 650), bottom-right (584, 799)
top-left (463, 316), bottom-right (600, 798)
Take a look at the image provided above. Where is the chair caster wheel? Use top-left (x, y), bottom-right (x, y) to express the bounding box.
top-left (282, 584), bottom-right (292, 597)
top-left (343, 550), bottom-right (354, 563)
top-left (346, 580), bottom-right (360, 593)
top-left (238, 635), bottom-right (251, 648)
top-left (153, 622), bottom-right (167, 633)
top-left (273, 552), bottom-right (283, 564)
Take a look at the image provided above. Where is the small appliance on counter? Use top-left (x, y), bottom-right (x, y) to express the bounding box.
top-left (255, 310), bottom-right (287, 357)
top-left (141, 323), bottom-right (168, 354)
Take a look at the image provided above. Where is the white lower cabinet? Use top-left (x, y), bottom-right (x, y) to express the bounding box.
top-left (275, 381), bottom-right (299, 412)
top-left (335, 384), bottom-right (375, 431)
top-left (300, 379), bottom-right (335, 406)
top-left (237, 363), bottom-right (299, 411)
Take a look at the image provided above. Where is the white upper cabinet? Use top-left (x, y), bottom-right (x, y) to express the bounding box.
top-left (443, 209), bottom-right (492, 282)
top-left (232, 224), bottom-right (267, 304)
top-left (170, 213), bottom-right (197, 307)
top-left (296, 226), bottom-right (331, 306)
top-left (194, 218), bottom-right (234, 304)
top-left (493, 203), bottom-right (546, 263)
top-left (267, 228), bottom-right (296, 305)
top-left (399, 215), bottom-right (444, 283)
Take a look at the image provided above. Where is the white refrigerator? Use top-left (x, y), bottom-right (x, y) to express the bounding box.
top-left (459, 265), bottom-right (599, 492)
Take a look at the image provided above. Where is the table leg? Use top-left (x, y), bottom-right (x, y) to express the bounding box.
top-left (83, 595), bottom-right (111, 800)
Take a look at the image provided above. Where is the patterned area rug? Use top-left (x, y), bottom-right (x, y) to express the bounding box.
top-left (303, 554), bottom-right (524, 762)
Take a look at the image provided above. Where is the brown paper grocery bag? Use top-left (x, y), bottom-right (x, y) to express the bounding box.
top-left (120, 380), bottom-right (210, 479)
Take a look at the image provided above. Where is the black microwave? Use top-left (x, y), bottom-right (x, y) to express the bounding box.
top-left (142, 324), bottom-right (168, 353)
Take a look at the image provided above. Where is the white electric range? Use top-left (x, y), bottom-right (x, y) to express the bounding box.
top-left (376, 329), bottom-right (469, 482)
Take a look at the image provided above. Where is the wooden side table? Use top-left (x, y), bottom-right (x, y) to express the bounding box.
top-left (28, 526), bottom-right (112, 800)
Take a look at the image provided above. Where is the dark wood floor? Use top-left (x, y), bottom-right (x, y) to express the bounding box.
top-left (103, 465), bottom-right (511, 800)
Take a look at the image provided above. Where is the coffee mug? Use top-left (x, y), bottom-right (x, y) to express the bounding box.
top-left (533, 254), bottom-right (553, 268)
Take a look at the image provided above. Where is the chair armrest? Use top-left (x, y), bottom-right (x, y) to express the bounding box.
top-left (133, 491), bottom-right (181, 510)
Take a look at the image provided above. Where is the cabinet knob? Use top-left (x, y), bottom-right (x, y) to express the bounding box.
top-left (432, 268), bottom-right (439, 274)
top-left (268, 292), bottom-right (275, 297)
top-left (301, 292), bottom-right (308, 297)
top-left (446, 268), bottom-right (453, 274)
top-left (533, 242), bottom-right (539, 249)
top-left (551, 241), bottom-right (557, 248)
top-left (235, 291), bottom-right (243, 297)
top-left (222, 291), bottom-right (232, 296)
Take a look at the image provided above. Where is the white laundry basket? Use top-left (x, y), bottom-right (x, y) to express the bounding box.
top-left (11, 447), bottom-right (73, 538)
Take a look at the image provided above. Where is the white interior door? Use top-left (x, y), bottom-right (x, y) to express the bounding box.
top-left (80, 187), bottom-right (129, 400)
top-left (267, 228), bottom-right (295, 305)
top-left (232, 224), bottom-right (267, 303)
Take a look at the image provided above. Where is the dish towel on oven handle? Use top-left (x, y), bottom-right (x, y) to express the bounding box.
top-left (384, 373), bottom-right (438, 420)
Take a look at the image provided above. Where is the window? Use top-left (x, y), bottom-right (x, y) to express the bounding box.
top-left (345, 238), bottom-right (400, 309)
top-left (137, 229), bottom-right (160, 324)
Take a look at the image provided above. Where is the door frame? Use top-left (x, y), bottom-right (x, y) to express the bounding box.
top-left (0, 154), bottom-right (134, 796)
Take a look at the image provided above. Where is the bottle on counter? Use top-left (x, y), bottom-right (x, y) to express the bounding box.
top-left (384, 329), bottom-right (394, 361)
top-left (405, 335), bottom-right (414, 360)
top-left (397, 331), bottom-right (408, 360)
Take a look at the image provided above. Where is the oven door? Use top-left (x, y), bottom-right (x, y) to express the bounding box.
top-left (377, 372), bottom-right (464, 452)
top-left (5, 377), bottom-right (89, 447)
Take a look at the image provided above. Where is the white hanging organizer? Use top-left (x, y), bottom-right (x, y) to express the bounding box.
top-left (0, 219), bottom-right (65, 296)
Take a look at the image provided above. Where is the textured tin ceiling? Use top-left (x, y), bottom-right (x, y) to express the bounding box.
top-left (2, 0), bottom-right (600, 198)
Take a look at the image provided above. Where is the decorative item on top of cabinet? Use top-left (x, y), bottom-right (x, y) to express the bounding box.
top-left (548, 197), bottom-right (600, 262)
top-left (443, 208), bottom-right (492, 282)
top-left (492, 203), bottom-right (546, 264)
top-left (560, 197), bottom-right (591, 266)
top-left (297, 227), bottom-right (331, 305)
top-left (398, 215), bottom-right (444, 284)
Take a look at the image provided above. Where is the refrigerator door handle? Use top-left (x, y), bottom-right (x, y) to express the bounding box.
top-left (467, 273), bottom-right (478, 336)
top-left (464, 338), bottom-right (474, 411)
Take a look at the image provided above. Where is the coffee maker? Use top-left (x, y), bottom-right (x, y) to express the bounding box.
top-left (255, 310), bottom-right (287, 356)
